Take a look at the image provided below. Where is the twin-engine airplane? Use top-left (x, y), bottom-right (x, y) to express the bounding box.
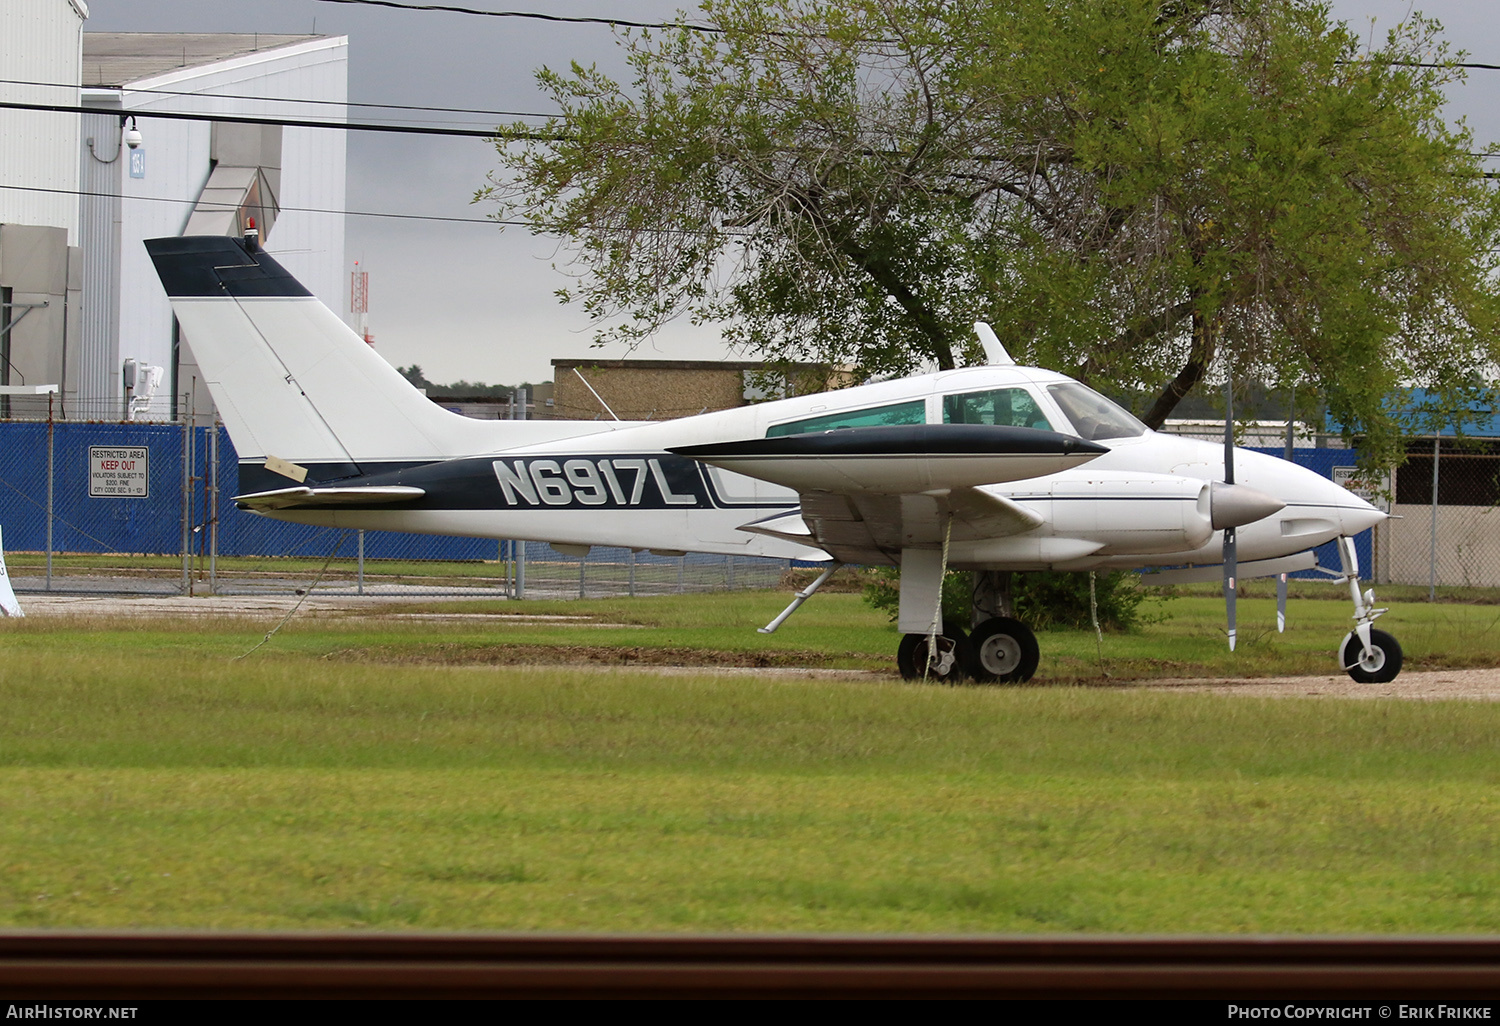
top-left (146, 232), bottom-right (1400, 684)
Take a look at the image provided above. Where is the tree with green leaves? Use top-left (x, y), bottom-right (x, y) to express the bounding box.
top-left (483, 0), bottom-right (1500, 466)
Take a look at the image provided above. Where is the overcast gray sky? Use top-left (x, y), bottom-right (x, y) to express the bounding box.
top-left (82, 1), bottom-right (1500, 387)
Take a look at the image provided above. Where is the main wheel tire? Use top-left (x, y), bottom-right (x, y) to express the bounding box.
top-left (897, 621), bottom-right (972, 684)
top-left (1342, 628), bottom-right (1402, 684)
top-left (967, 616), bottom-right (1041, 684)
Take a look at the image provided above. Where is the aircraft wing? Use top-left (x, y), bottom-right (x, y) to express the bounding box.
top-left (672, 424), bottom-right (1093, 564)
top-left (670, 424), bottom-right (1106, 494)
top-left (234, 485), bottom-right (426, 511)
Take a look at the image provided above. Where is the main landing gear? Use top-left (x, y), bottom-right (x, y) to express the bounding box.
top-left (896, 569), bottom-right (1042, 685)
top-left (896, 620), bottom-right (971, 684)
top-left (896, 617), bottom-right (1041, 684)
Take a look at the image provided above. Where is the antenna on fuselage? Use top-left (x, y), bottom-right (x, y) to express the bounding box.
top-left (974, 322), bottom-right (1016, 366)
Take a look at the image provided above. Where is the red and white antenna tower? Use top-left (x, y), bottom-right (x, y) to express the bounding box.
top-left (350, 262), bottom-right (373, 346)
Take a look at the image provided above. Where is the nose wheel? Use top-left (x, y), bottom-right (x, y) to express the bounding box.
top-left (1341, 628), bottom-right (1402, 684)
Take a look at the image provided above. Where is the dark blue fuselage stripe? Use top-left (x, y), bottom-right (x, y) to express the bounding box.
top-left (238, 454), bottom-right (798, 511)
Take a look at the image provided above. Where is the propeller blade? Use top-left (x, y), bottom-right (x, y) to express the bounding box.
top-left (1223, 375), bottom-right (1236, 650)
top-left (1276, 572), bottom-right (1288, 633)
top-left (1224, 378), bottom-right (1235, 486)
top-left (1224, 525), bottom-right (1237, 651)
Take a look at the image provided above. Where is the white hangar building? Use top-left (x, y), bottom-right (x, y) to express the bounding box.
top-left (0, 0), bottom-right (348, 421)
top-left (80, 31), bottom-right (348, 421)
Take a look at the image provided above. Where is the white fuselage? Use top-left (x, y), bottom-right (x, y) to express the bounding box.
top-left (262, 364), bottom-right (1381, 571)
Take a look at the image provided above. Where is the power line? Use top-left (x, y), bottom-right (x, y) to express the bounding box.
top-left (2, 182), bottom-right (501, 225)
top-left (2, 77), bottom-right (556, 125)
top-left (0, 98), bottom-right (558, 140)
top-left (312, 0), bottom-right (723, 32)
top-left (1383, 60), bottom-right (1500, 72)
top-left (0, 182), bottom-right (734, 234)
top-left (9, 97), bottom-right (1498, 172)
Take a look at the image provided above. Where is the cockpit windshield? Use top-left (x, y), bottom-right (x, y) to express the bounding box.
top-left (1045, 382), bottom-right (1148, 441)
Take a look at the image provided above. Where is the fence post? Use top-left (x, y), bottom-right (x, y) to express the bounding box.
top-left (516, 540), bottom-right (526, 600)
top-left (578, 554), bottom-right (586, 598)
top-left (628, 548), bottom-right (636, 597)
top-left (677, 554), bottom-right (685, 593)
top-left (727, 553), bottom-right (736, 589)
top-left (1429, 436), bottom-right (1440, 601)
top-left (208, 419), bottom-right (219, 595)
top-left (180, 399), bottom-right (191, 596)
top-left (357, 529), bottom-right (365, 595)
top-left (45, 394), bottom-right (54, 591)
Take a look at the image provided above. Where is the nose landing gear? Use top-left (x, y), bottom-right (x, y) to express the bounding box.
top-left (1336, 536), bottom-right (1401, 683)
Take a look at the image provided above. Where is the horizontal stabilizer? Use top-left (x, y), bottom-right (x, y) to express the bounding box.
top-left (234, 485), bottom-right (426, 511)
top-left (1140, 551), bottom-right (1318, 587)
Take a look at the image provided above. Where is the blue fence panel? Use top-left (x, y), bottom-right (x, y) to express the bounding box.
top-left (51, 423), bottom-right (185, 555)
top-left (0, 423), bottom-right (52, 551)
top-left (0, 423), bottom-right (186, 555)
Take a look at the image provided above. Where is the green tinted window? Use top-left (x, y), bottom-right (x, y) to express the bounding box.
top-left (767, 399), bottom-right (926, 437)
top-left (942, 388), bottom-right (1053, 430)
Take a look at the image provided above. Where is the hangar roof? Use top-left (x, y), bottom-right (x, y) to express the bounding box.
top-left (82, 33), bottom-right (322, 87)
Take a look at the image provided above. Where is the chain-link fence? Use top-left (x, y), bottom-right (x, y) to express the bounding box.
top-left (1379, 439), bottom-right (1500, 591)
top-left (3, 415), bottom-right (1494, 598)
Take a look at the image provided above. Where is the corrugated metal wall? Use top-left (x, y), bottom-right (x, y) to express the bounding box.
top-left (77, 107), bottom-right (122, 414)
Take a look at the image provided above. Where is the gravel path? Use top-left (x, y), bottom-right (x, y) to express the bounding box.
top-left (1131, 667), bottom-right (1500, 701)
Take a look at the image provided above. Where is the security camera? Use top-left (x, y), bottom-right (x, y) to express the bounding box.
top-left (124, 125), bottom-right (142, 149)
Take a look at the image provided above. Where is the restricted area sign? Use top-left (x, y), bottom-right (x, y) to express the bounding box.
top-left (89, 446), bottom-right (149, 498)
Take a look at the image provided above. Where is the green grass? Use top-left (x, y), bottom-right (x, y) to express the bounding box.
top-left (2, 593), bottom-right (1500, 932)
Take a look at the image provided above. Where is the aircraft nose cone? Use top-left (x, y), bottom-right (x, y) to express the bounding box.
top-left (1338, 493), bottom-right (1387, 536)
top-left (1210, 481), bottom-right (1287, 530)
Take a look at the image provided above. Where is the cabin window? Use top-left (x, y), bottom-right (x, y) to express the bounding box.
top-left (766, 399), bottom-right (926, 437)
top-left (942, 387), bottom-right (1054, 431)
top-left (1046, 382), bottom-right (1147, 441)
